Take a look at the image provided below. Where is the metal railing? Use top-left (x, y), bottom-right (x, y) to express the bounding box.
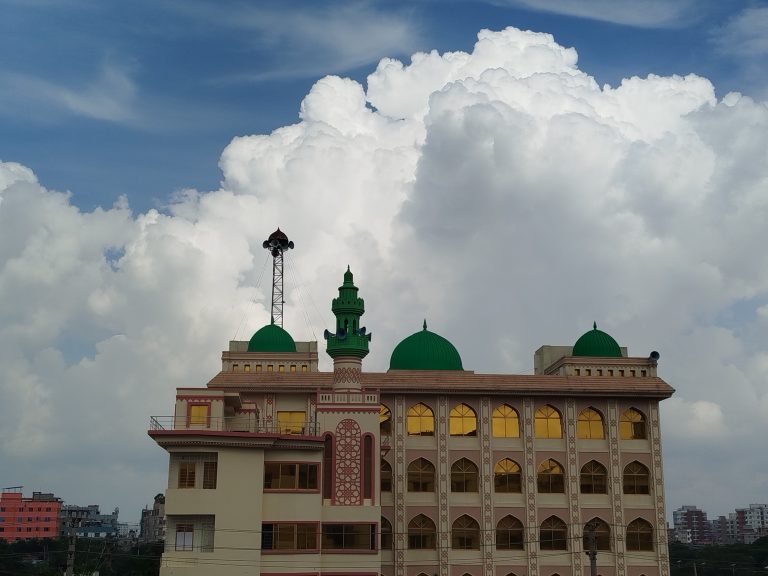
top-left (149, 416), bottom-right (319, 436)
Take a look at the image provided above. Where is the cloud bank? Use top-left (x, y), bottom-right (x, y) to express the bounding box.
top-left (2, 27), bottom-right (768, 520)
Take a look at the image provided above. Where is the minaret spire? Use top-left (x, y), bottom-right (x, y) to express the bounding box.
top-left (324, 267), bottom-right (371, 389)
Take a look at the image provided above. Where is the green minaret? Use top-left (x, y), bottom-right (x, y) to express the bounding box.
top-left (325, 266), bottom-right (371, 360)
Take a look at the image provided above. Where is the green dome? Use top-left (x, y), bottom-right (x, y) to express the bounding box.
top-left (248, 321), bottom-right (296, 353)
top-left (389, 321), bottom-right (463, 371)
top-left (573, 322), bottom-right (622, 357)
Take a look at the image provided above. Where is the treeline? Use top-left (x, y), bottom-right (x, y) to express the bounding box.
top-left (670, 538), bottom-right (768, 575)
top-left (0, 537), bottom-right (162, 576)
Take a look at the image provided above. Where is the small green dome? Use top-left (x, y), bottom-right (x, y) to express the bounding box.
top-left (389, 321), bottom-right (463, 371)
top-left (573, 322), bottom-right (622, 357)
top-left (248, 321), bottom-right (296, 353)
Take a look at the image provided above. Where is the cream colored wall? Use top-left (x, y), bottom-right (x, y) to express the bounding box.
top-left (161, 447), bottom-right (266, 576)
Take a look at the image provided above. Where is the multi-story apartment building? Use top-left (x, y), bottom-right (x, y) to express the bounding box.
top-left (59, 503), bottom-right (120, 539)
top-left (0, 487), bottom-right (62, 543)
top-left (671, 506), bottom-right (710, 545)
top-left (140, 493), bottom-right (167, 543)
top-left (149, 268), bottom-right (674, 576)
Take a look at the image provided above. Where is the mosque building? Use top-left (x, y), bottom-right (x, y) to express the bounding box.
top-left (149, 238), bottom-right (674, 576)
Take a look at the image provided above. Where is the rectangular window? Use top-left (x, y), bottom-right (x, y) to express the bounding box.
top-left (261, 523), bottom-right (318, 550)
top-left (189, 404), bottom-right (210, 427)
top-left (203, 461), bottom-right (218, 489)
top-left (244, 364), bottom-right (251, 372)
top-left (276, 411), bottom-right (306, 434)
top-left (232, 364), bottom-right (239, 372)
top-left (175, 524), bottom-right (194, 551)
top-left (301, 365), bottom-right (308, 372)
top-left (278, 365), bottom-right (285, 373)
top-left (267, 365), bottom-right (273, 372)
top-left (321, 523), bottom-right (375, 550)
top-left (264, 463), bottom-right (318, 490)
top-left (290, 365), bottom-right (297, 373)
top-left (255, 364), bottom-right (262, 372)
top-left (179, 462), bottom-right (196, 488)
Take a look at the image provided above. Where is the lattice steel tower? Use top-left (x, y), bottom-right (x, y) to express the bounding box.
top-left (262, 228), bottom-right (294, 327)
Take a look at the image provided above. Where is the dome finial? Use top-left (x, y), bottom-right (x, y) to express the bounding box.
top-left (423, 319), bottom-right (427, 331)
top-left (593, 321), bottom-right (597, 330)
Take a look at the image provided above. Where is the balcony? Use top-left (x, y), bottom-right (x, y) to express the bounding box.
top-left (149, 416), bottom-right (319, 436)
top-left (317, 389), bottom-right (378, 405)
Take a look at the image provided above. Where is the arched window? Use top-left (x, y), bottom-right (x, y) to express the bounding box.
top-left (380, 460), bottom-right (392, 492)
top-left (539, 516), bottom-right (567, 550)
top-left (407, 403), bottom-right (435, 436)
top-left (363, 435), bottom-right (373, 499)
top-left (407, 458), bottom-right (435, 492)
top-left (492, 404), bottom-right (520, 438)
top-left (451, 458), bottom-right (479, 492)
top-left (626, 518), bottom-right (654, 551)
top-left (583, 518), bottom-right (611, 551)
top-left (494, 458), bottom-right (522, 493)
top-left (535, 405), bottom-right (562, 438)
top-left (496, 515), bottom-right (524, 550)
top-left (537, 459), bottom-right (565, 493)
top-left (577, 407), bottom-right (605, 439)
top-left (381, 517), bottom-right (393, 550)
top-left (408, 515), bottom-right (436, 549)
top-left (380, 404), bottom-right (392, 437)
top-left (451, 515), bottom-right (480, 549)
top-left (620, 408), bottom-right (647, 439)
top-left (623, 461), bottom-right (650, 494)
top-left (450, 403), bottom-right (478, 436)
top-left (580, 460), bottom-right (607, 494)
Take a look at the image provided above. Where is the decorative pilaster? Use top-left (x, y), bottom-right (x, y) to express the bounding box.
top-left (607, 400), bottom-right (626, 576)
top-left (394, 395), bottom-right (406, 576)
top-left (437, 396), bottom-right (450, 576)
top-left (650, 402), bottom-right (670, 576)
top-left (480, 397), bottom-right (494, 576)
top-left (523, 398), bottom-right (538, 576)
top-left (565, 398), bottom-right (582, 576)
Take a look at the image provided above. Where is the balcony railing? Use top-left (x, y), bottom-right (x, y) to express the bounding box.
top-left (149, 416), bottom-right (319, 436)
top-left (317, 390), bottom-right (379, 405)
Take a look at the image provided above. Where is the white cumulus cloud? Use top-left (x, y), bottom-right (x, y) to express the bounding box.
top-left (2, 26), bottom-right (768, 520)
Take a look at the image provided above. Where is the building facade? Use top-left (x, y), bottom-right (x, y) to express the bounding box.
top-left (671, 506), bottom-right (710, 545)
top-left (0, 488), bottom-right (62, 543)
top-left (149, 269), bottom-right (674, 576)
top-left (140, 493), bottom-right (167, 543)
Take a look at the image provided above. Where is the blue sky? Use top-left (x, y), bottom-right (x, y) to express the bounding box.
top-left (1, 0), bottom-right (765, 212)
top-left (2, 0), bottom-right (768, 525)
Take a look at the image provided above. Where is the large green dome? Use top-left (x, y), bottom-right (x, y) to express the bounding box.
top-left (389, 321), bottom-right (463, 371)
top-left (573, 322), bottom-right (622, 357)
top-left (248, 321), bottom-right (296, 353)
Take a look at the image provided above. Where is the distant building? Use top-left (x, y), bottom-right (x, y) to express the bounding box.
top-left (0, 487), bottom-right (62, 543)
top-left (148, 257), bottom-right (675, 576)
top-left (59, 503), bottom-right (119, 539)
top-left (672, 505), bottom-right (710, 545)
top-left (139, 493), bottom-right (166, 543)
top-left (731, 504), bottom-right (768, 544)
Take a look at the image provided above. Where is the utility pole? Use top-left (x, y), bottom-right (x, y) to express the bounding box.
top-left (585, 522), bottom-right (598, 576)
top-left (65, 519), bottom-right (76, 576)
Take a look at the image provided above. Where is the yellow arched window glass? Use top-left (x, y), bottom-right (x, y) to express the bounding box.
top-left (492, 404), bottom-right (520, 438)
top-left (620, 408), bottom-right (647, 439)
top-left (407, 403), bottom-right (435, 436)
top-left (534, 405), bottom-right (562, 438)
top-left (494, 458), bottom-right (522, 493)
top-left (577, 407), bottom-right (605, 439)
top-left (380, 404), bottom-right (392, 436)
top-left (449, 403), bottom-right (477, 436)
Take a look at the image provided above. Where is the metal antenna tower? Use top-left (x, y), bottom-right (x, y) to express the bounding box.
top-left (262, 228), bottom-right (294, 327)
